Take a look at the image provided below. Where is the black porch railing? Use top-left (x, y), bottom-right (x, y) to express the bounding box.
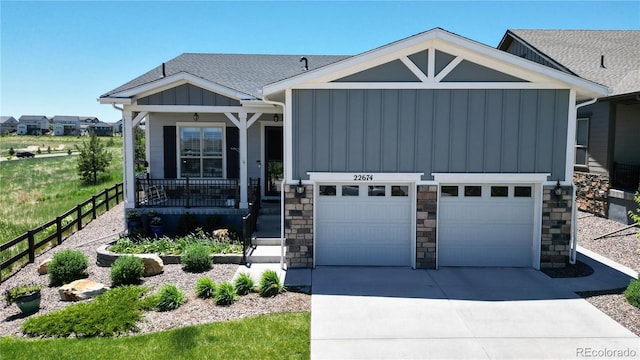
top-left (136, 176), bottom-right (262, 208)
top-left (242, 179), bottom-right (261, 264)
top-left (612, 162), bottom-right (640, 192)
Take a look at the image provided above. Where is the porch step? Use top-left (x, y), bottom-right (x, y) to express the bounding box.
top-left (259, 202), bottom-right (280, 215)
top-left (246, 245), bottom-right (282, 264)
top-left (254, 237), bottom-right (282, 246)
top-left (255, 214), bottom-right (281, 238)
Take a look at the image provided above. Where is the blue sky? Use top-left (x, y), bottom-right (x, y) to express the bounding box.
top-left (1, 1), bottom-right (638, 123)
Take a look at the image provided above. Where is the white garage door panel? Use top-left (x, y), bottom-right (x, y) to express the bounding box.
top-left (439, 185), bottom-right (535, 267)
top-left (316, 185), bottom-right (412, 266)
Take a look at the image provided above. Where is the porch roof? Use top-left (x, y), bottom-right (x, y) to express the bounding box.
top-left (100, 53), bottom-right (349, 100)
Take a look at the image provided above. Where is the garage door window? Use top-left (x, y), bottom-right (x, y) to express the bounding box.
top-left (491, 186), bottom-right (509, 197)
top-left (392, 186), bottom-right (409, 196)
top-left (368, 186), bottom-right (385, 196)
top-left (342, 185), bottom-right (359, 196)
top-left (514, 186), bottom-right (532, 197)
top-left (464, 186), bottom-right (482, 197)
top-left (319, 185), bottom-right (336, 196)
top-left (441, 186), bottom-right (459, 197)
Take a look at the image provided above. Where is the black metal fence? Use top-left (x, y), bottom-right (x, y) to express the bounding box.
top-left (612, 162), bottom-right (640, 192)
top-left (0, 183), bottom-right (124, 282)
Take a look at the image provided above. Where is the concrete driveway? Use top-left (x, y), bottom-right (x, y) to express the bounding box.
top-left (311, 267), bottom-right (639, 359)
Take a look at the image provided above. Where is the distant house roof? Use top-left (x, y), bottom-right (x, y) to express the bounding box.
top-left (101, 53), bottom-right (350, 100)
top-left (18, 115), bottom-right (49, 122)
top-left (499, 30), bottom-right (640, 96)
top-left (52, 115), bottom-right (80, 122)
top-left (0, 116), bottom-right (17, 123)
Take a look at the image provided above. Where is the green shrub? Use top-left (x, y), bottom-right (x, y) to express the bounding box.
top-left (22, 286), bottom-right (148, 337)
top-left (215, 281), bottom-right (238, 306)
top-left (259, 270), bottom-right (283, 297)
top-left (48, 250), bottom-right (89, 286)
top-left (181, 243), bottom-right (212, 272)
top-left (624, 279), bottom-right (640, 308)
top-left (155, 284), bottom-right (186, 312)
top-left (234, 272), bottom-right (254, 296)
top-left (110, 256), bottom-right (144, 286)
top-left (195, 277), bottom-right (216, 299)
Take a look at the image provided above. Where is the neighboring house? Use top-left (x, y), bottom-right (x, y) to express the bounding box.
top-left (100, 28), bottom-right (607, 270)
top-left (87, 121), bottom-right (114, 136)
top-left (498, 30), bottom-right (640, 224)
top-left (0, 116), bottom-right (19, 134)
top-left (52, 115), bottom-right (81, 136)
top-left (17, 115), bottom-right (49, 135)
top-left (112, 119), bottom-right (123, 134)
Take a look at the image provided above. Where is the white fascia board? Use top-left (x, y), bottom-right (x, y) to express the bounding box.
top-left (98, 97), bottom-right (133, 105)
top-left (109, 72), bottom-right (255, 102)
top-left (432, 173), bottom-right (551, 183)
top-left (293, 82), bottom-right (565, 90)
top-left (125, 105), bottom-right (247, 114)
top-left (307, 172), bottom-right (424, 183)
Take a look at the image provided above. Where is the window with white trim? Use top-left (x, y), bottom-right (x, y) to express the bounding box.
top-left (575, 118), bottom-right (589, 166)
top-left (178, 125), bottom-right (224, 178)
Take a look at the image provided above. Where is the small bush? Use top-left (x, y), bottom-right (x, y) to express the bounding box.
top-left (624, 279), bottom-right (640, 308)
top-left (259, 270), bottom-right (283, 297)
top-left (181, 243), bottom-right (212, 272)
top-left (195, 277), bottom-right (216, 299)
top-left (48, 250), bottom-right (89, 286)
top-left (155, 284), bottom-right (186, 312)
top-left (234, 273), bottom-right (254, 296)
top-left (215, 281), bottom-right (238, 306)
top-left (110, 256), bottom-right (144, 286)
top-left (22, 286), bottom-right (148, 337)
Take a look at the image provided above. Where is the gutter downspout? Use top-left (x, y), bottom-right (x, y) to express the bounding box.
top-left (570, 98), bottom-right (598, 264)
top-left (259, 96), bottom-right (286, 270)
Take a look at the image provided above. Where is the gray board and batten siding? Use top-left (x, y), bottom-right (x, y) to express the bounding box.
top-left (137, 83), bottom-right (241, 106)
top-left (292, 88), bottom-right (569, 181)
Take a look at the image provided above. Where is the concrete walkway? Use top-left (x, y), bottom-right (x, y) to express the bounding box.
top-left (311, 264), bottom-right (639, 359)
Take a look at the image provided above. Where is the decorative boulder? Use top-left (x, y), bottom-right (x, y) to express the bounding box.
top-left (135, 254), bottom-right (164, 277)
top-left (59, 279), bottom-right (107, 301)
top-left (37, 259), bottom-right (52, 275)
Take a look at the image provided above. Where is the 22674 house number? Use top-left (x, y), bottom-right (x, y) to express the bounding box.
top-left (353, 174), bottom-right (374, 181)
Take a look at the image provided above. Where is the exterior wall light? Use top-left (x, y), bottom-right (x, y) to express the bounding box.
top-left (273, 114), bottom-right (279, 122)
top-left (193, 113), bottom-right (199, 121)
top-left (296, 179), bottom-right (305, 197)
top-left (553, 180), bottom-right (563, 197)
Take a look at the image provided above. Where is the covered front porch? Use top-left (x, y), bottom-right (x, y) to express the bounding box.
top-left (113, 81), bottom-right (285, 213)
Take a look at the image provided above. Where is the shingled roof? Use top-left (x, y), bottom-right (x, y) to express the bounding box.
top-left (101, 53), bottom-right (349, 99)
top-left (500, 30), bottom-right (640, 96)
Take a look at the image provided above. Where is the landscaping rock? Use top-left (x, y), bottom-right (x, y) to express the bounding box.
top-left (37, 259), bottom-right (52, 275)
top-left (135, 254), bottom-right (164, 277)
top-left (59, 279), bottom-right (107, 301)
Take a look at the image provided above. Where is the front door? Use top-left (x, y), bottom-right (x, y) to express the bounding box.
top-left (264, 126), bottom-right (283, 197)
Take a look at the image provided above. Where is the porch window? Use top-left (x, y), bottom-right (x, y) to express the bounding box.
top-left (575, 118), bottom-right (589, 166)
top-left (178, 125), bottom-right (224, 178)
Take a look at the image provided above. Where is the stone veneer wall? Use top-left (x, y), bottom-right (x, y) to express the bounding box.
top-left (416, 185), bottom-right (438, 269)
top-left (573, 171), bottom-right (609, 218)
top-left (284, 184), bottom-right (314, 268)
top-left (540, 185), bottom-right (572, 268)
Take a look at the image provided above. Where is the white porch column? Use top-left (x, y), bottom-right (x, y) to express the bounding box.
top-left (122, 110), bottom-right (136, 208)
top-left (238, 112), bottom-right (248, 209)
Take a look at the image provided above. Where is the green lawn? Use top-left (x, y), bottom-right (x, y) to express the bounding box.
top-left (0, 312), bottom-right (310, 360)
top-left (0, 137), bottom-right (123, 244)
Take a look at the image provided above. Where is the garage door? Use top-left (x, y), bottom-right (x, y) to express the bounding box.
top-left (438, 184), bottom-right (535, 267)
top-left (315, 184), bottom-right (412, 266)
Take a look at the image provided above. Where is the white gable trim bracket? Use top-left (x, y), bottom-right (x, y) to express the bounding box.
top-left (263, 28), bottom-right (608, 99)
